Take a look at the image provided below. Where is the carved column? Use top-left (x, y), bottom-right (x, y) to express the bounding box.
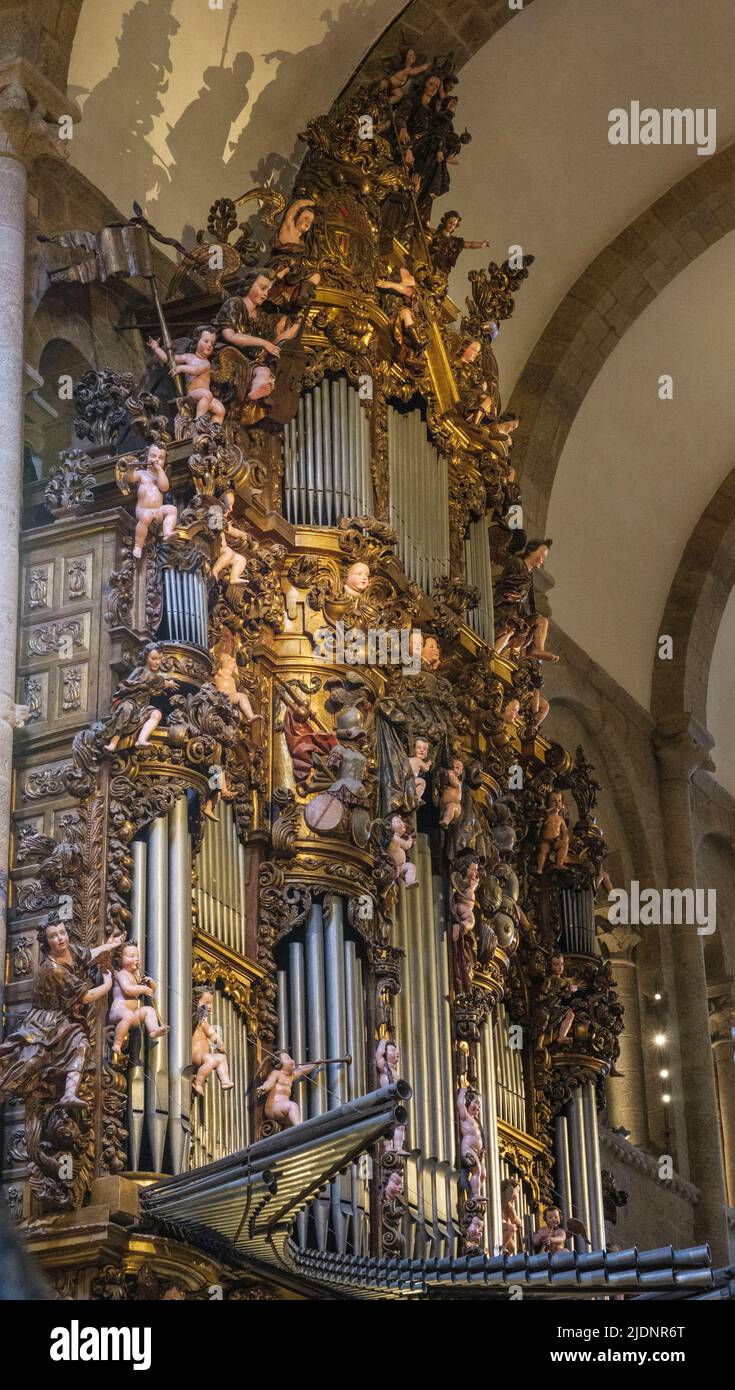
top-left (655, 725), bottom-right (729, 1261)
top-left (709, 987), bottom-right (735, 1208)
top-left (595, 921), bottom-right (648, 1145)
top-left (0, 71), bottom-right (66, 1000)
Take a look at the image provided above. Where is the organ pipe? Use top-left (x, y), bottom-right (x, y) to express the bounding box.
top-left (127, 837), bottom-right (147, 1171)
top-left (144, 814), bottom-right (169, 1173)
top-left (168, 794), bottom-right (192, 1175)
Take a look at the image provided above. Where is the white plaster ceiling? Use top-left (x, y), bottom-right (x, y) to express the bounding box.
top-left (546, 229), bottom-right (735, 713)
top-left (445, 0), bottom-right (735, 395)
top-left (67, 0), bottom-right (407, 241)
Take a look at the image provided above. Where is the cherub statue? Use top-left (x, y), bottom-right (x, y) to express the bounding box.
top-left (257, 1050), bottom-right (325, 1129)
top-left (375, 1036), bottom-right (406, 1153)
top-left (501, 1176), bottom-right (524, 1254)
top-left (417, 633), bottom-right (442, 670)
top-left (385, 46), bottom-right (430, 104)
top-left (212, 629), bottom-right (259, 725)
top-left (536, 790), bottom-right (570, 872)
top-left (108, 941), bottom-right (169, 1054)
top-left (0, 920), bottom-right (124, 1110)
top-left (439, 757), bottom-right (465, 827)
top-left (103, 646), bottom-right (178, 752)
top-left (210, 492), bottom-right (252, 585)
top-left (386, 813), bottom-right (418, 887)
top-left (116, 442), bottom-right (178, 559)
top-left (408, 735), bottom-right (431, 803)
top-left (147, 326), bottom-right (225, 423)
top-left (532, 1206), bottom-right (569, 1255)
top-left (532, 1205), bottom-right (589, 1253)
top-left (344, 560), bottom-right (370, 600)
top-left (192, 987), bottom-right (233, 1096)
top-left (457, 1085), bottom-right (486, 1200)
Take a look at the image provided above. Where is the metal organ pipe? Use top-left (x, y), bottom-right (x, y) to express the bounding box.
top-left (555, 1112), bottom-right (574, 1229)
top-left (583, 1080), bottom-right (606, 1249)
top-left (168, 794), bottom-right (192, 1174)
top-left (481, 1014), bottom-right (503, 1254)
top-left (128, 837), bottom-right (147, 1171)
top-left (144, 814), bottom-right (169, 1173)
top-left (568, 1089), bottom-right (592, 1252)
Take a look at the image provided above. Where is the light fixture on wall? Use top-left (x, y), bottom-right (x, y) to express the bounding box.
top-left (653, 1033), bottom-right (667, 1047)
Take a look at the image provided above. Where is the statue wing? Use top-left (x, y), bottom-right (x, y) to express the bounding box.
top-left (212, 347), bottom-right (253, 406)
top-left (564, 1217), bottom-right (591, 1244)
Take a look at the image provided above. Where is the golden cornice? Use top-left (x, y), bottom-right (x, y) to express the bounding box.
top-left (193, 927), bottom-right (265, 984)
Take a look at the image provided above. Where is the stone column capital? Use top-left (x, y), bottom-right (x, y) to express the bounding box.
top-left (653, 717), bottom-right (714, 783)
top-left (0, 59), bottom-right (77, 169)
top-left (708, 983), bottom-right (735, 1044)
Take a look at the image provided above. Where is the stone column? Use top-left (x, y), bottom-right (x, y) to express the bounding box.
top-left (596, 920), bottom-right (648, 1144)
top-left (709, 988), bottom-right (735, 1209)
top-left (655, 725), bottom-right (730, 1262)
top-left (0, 71), bottom-right (66, 1003)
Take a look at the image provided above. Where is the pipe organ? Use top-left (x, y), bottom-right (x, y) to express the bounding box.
top-left (3, 52), bottom-right (628, 1304)
top-left (283, 377), bottom-right (372, 527)
top-left (387, 405), bottom-right (450, 590)
top-left (464, 516), bottom-right (494, 642)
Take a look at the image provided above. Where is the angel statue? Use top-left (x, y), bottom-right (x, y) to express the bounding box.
top-left (103, 645), bottom-right (178, 752)
top-left (213, 267), bottom-right (303, 410)
top-left (147, 325), bottom-right (226, 424)
top-left (0, 919), bottom-right (125, 1110)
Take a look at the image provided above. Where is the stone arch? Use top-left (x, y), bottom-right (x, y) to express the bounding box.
top-left (650, 465), bottom-right (735, 733)
top-left (509, 146), bottom-right (735, 534)
top-left (0, 2), bottom-right (85, 93)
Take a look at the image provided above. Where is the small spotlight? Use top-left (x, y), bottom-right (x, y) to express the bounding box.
top-left (662, 1093), bottom-right (671, 1104)
top-left (654, 1033), bottom-right (666, 1047)
top-left (659, 1068), bottom-right (669, 1079)
top-left (654, 992), bottom-right (662, 1002)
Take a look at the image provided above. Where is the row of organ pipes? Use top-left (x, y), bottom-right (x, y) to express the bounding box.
top-left (387, 405), bottom-right (450, 593)
top-left (275, 897), bottom-right (370, 1255)
top-left (283, 378), bottom-right (372, 527)
top-left (162, 566), bottom-right (209, 648)
top-left (128, 799), bottom-right (252, 1175)
top-left (271, 371), bottom-right (497, 649)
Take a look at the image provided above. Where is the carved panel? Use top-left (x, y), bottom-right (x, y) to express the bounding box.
top-left (23, 612), bottom-right (91, 661)
top-left (8, 933), bottom-right (34, 981)
top-left (58, 663), bottom-right (87, 715)
top-left (17, 671), bottom-right (48, 723)
top-left (23, 562), bottom-right (53, 615)
top-left (64, 554), bottom-right (92, 603)
top-left (19, 764), bottom-right (70, 803)
top-left (12, 817), bottom-right (44, 866)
